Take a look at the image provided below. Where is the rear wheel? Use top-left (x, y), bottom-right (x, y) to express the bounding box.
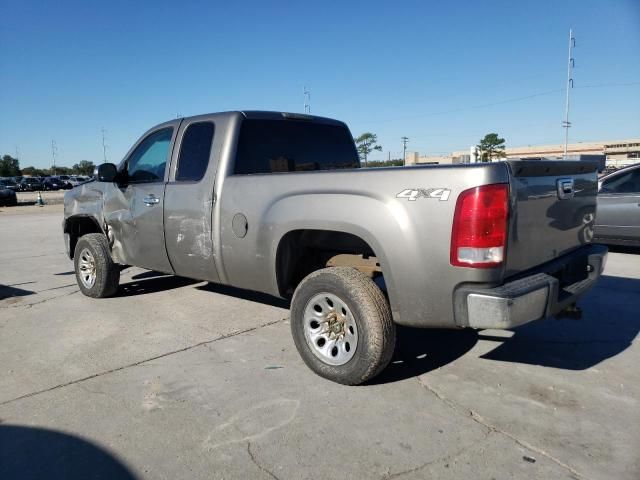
top-left (73, 233), bottom-right (120, 298)
top-left (290, 267), bottom-right (395, 385)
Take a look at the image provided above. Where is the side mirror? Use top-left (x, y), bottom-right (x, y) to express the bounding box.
top-left (96, 163), bottom-right (118, 182)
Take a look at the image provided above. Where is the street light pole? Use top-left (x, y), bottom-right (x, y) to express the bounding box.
top-left (563, 29), bottom-right (575, 159)
top-left (401, 136), bottom-right (409, 166)
top-left (51, 140), bottom-right (57, 176)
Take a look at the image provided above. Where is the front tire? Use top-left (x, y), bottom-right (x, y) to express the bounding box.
top-left (290, 267), bottom-right (395, 385)
top-left (73, 233), bottom-right (120, 298)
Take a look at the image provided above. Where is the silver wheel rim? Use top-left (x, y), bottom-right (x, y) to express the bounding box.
top-left (303, 292), bottom-right (358, 366)
top-left (78, 248), bottom-right (97, 289)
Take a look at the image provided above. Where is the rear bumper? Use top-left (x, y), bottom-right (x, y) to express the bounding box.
top-left (454, 244), bottom-right (607, 329)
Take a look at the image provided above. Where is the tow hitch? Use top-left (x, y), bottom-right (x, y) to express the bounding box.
top-left (556, 302), bottom-right (582, 320)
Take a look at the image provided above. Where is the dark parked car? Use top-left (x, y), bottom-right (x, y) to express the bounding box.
top-left (594, 163), bottom-right (640, 246)
top-left (43, 176), bottom-right (70, 191)
top-left (0, 184), bottom-right (18, 206)
top-left (0, 179), bottom-right (19, 192)
top-left (19, 177), bottom-right (44, 191)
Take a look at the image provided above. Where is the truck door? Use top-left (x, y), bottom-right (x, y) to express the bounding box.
top-left (104, 124), bottom-right (178, 273)
top-left (163, 117), bottom-right (220, 282)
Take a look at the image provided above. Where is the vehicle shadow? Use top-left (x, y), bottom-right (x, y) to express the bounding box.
top-left (371, 274), bottom-right (639, 383)
top-left (0, 424), bottom-right (138, 480)
top-left (367, 327), bottom-right (479, 385)
top-left (0, 284), bottom-right (35, 301)
top-left (196, 282), bottom-right (290, 309)
top-left (129, 270), bottom-right (170, 281)
top-left (479, 274), bottom-right (639, 369)
top-left (116, 274), bottom-right (199, 297)
top-left (600, 244), bottom-right (640, 255)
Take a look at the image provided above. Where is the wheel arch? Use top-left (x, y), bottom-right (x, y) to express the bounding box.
top-left (64, 214), bottom-right (105, 259)
top-left (273, 226), bottom-right (400, 322)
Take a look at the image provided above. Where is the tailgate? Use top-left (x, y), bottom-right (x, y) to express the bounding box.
top-left (504, 160), bottom-right (599, 277)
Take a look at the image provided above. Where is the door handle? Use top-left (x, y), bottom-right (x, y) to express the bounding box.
top-left (143, 195), bottom-right (160, 206)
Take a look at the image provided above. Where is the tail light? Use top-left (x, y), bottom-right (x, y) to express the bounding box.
top-left (450, 183), bottom-right (509, 268)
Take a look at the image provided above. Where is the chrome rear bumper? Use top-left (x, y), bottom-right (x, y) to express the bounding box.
top-left (455, 244), bottom-right (607, 329)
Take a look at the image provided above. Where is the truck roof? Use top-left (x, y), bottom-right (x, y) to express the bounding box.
top-left (155, 111), bottom-right (347, 129)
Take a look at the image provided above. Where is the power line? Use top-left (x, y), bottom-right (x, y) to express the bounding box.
top-left (362, 89), bottom-right (564, 124)
top-left (360, 81), bottom-right (639, 126)
top-left (576, 81), bottom-right (640, 89)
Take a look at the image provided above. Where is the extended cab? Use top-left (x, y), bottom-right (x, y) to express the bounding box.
top-left (63, 111), bottom-right (607, 384)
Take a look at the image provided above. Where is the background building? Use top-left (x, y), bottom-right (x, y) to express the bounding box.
top-left (405, 139), bottom-right (640, 167)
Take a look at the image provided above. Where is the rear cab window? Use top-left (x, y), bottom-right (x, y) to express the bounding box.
top-left (234, 119), bottom-right (359, 174)
top-left (176, 122), bottom-right (215, 182)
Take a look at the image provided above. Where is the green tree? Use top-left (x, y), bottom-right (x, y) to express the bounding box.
top-left (367, 159), bottom-right (404, 168)
top-left (0, 155), bottom-right (21, 176)
top-left (72, 160), bottom-right (95, 176)
top-left (354, 133), bottom-right (382, 166)
top-left (53, 165), bottom-right (72, 175)
top-left (476, 133), bottom-right (506, 162)
top-left (21, 166), bottom-right (45, 176)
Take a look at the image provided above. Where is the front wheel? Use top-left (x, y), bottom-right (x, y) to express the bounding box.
top-left (73, 233), bottom-right (120, 298)
top-left (290, 267), bottom-right (396, 385)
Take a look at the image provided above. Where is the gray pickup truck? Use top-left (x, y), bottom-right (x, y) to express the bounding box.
top-left (63, 111), bottom-right (607, 384)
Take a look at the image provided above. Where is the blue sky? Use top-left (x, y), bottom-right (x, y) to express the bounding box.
top-left (1, 0), bottom-right (639, 168)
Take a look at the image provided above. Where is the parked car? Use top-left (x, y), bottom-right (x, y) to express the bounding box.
top-left (594, 162), bottom-right (640, 246)
top-left (0, 178), bottom-right (19, 192)
top-left (0, 184), bottom-right (18, 206)
top-left (63, 110), bottom-right (606, 385)
top-left (19, 177), bottom-right (44, 191)
top-left (68, 175), bottom-right (90, 187)
top-left (56, 175), bottom-right (73, 189)
top-left (68, 176), bottom-right (81, 187)
top-left (42, 176), bottom-right (70, 191)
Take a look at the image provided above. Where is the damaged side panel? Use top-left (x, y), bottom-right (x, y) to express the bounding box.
top-left (103, 182), bottom-right (173, 273)
top-left (102, 184), bottom-right (135, 265)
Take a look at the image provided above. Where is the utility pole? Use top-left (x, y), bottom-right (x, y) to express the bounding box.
top-left (51, 140), bottom-right (58, 175)
top-left (15, 146), bottom-right (21, 163)
top-left (563, 29), bottom-right (575, 159)
top-left (101, 128), bottom-right (108, 163)
top-left (401, 136), bottom-right (409, 165)
top-left (303, 86), bottom-right (311, 114)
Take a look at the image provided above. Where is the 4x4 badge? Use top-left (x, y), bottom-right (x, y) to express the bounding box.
top-left (396, 188), bottom-right (451, 202)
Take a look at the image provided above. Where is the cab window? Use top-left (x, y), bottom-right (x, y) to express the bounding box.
top-left (176, 122), bottom-right (215, 181)
top-left (126, 128), bottom-right (173, 183)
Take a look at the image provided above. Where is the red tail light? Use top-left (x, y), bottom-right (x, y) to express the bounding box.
top-left (450, 183), bottom-right (509, 268)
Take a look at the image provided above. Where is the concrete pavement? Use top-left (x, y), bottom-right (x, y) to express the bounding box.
top-left (1, 204), bottom-right (638, 479)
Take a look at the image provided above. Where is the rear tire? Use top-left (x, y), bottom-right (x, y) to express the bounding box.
top-left (73, 233), bottom-right (120, 298)
top-left (290, 267), bottom-right (395, 385)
